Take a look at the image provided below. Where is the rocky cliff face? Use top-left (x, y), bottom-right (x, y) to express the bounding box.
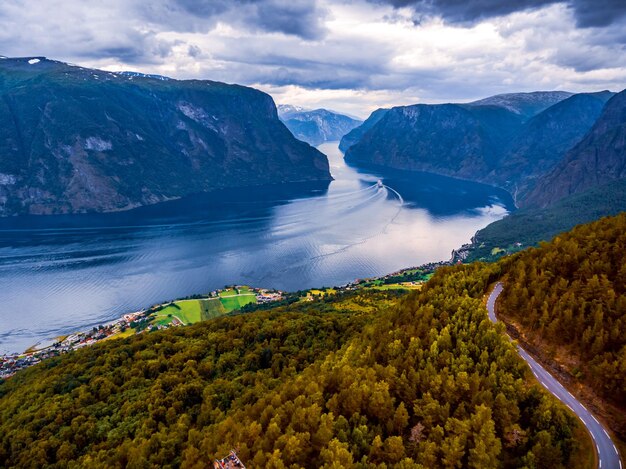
top-left (344, 103), bottom-right (522, 180)
top-left (0, 57), bottom-right (331, 216)
top-left (488, 91), bottom-right (614, 199)
top-left (524, 89), bottom-right (626, 208)
top-left (277, 106), bottom-right (362, 146)
top-left (343, 91), bottom-right (618, 206)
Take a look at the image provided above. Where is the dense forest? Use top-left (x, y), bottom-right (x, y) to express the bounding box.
top-left (498, 212), bottom-right (626, 434)
top-left (0, 261), bottom-right (588, 468)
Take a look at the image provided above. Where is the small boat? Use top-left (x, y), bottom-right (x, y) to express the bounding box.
top-left (376, 180), bottom-right (383, 188)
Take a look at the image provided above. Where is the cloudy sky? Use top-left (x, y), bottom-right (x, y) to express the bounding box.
top-left (1, 0), bottom-right (625, 117)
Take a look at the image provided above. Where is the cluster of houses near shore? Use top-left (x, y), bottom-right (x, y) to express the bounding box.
top-left (0, 310), bottom-right (147, 379)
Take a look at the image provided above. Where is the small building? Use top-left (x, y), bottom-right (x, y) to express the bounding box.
top-left (214, 450), bottom-right (246, 469)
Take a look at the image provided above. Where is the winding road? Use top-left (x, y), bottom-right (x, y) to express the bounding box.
top-left (488, 282), bottom-right (622, 469)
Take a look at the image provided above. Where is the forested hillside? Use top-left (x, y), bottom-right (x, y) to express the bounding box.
top-left (498, 212), bottom-right (626, 437)
top-left (464, 178), bottom-right (626, 262)
top-left (0, 266), bottom-right (588, 467)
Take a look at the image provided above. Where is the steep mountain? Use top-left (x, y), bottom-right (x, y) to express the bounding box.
top-left (525, 89), bottom-right (626, 208)
top-left (469, 91), bottom-right (573, 121)
top-left (488, 91), bottom-right (614, 198)
top-left (277, 105), bottom-right (362, 146)
top-left (338, 108), bottom-right (388, 152)
top-left (0, 57), bottom-right (331, 216)
top-left (343, 91), bottom-right (616, 204)
top-left (344, 103), bottom-right (522, 180)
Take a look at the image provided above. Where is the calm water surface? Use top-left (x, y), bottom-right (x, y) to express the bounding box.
top-left (0, 143), bottom-right (514, 353)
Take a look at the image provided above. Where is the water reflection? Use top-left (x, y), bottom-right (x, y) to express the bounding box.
top-left (0, 142), bottom-right (513, 353)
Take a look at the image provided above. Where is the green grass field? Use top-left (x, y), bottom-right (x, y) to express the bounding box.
top-left (219, 294), bottom-right (257, 312)
top-left (200, 298), bottom-right (226, 320)
top-left (153, 300), bottom-right (203, 325)
top-left (365, 283), bottom-right (423, 291)
top-left (218, 289), bottom-right (237, 297)
top-left (143, 287), bottom-right (258, 329)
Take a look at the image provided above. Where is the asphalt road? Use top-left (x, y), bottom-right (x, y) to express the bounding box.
top-left (488, 282), bottom-right (622, 469)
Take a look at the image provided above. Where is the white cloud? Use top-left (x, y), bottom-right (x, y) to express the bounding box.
top-left (0, 0), bottom-right (624, 116)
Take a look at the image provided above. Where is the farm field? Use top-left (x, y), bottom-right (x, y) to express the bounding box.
top-left (219, 294), bottom-right (257, 311)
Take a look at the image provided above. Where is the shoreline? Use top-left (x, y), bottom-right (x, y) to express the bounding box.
top-left (0, 285), bottom-right (284, 379)
top-left (0, 261), bottom-right (448, 379)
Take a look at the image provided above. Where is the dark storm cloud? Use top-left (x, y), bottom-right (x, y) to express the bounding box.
top-left (139, 0), bottom-right (326, 40)
top-left (571, 0), bottom-right (626, 27)
top-left (377, 0), bottom-right (556, 24)
top-left (372, 0), bottom-right (626, 27)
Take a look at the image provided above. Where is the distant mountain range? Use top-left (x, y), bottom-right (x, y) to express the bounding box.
top-left (468, 91), bottom-right (574, 120)
top-left (277, 105), bottom-right (362, 147)
top-left (0, 57), bottom-right (331, 216)
top-left (342, 90), bottom-right (622, 207)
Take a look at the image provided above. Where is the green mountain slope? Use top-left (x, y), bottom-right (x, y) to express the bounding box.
top-left (0, 57), bottom-right (331, 216)
top-left (339, 108), bottom-right (388, 152)
top-left (490, 91), bottom-right (614, 200)
top-left (463, 178), bottom-right (626, 262)
top-left (0, 267), bottom-right (590, 467)
top-left (468, 91), bottom-right (574, 121)
top-left (344, 103), bottom-right (523, 180)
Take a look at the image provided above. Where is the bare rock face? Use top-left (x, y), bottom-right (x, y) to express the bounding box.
top-left (344, 103), bottom-right (523, 180)
top-left (0, 57), bottom-right (331, 216)
top-left (524, 90), bottom-right (626, 208)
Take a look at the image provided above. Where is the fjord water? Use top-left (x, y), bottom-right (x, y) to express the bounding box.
top-left (0, 143), bottom-right (514, 353)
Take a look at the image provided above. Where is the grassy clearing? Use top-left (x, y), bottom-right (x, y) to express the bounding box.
top-left (200, 298), bottom-right (226, 320)
top-left (218, 289), bottom-right (237, 297)
top-left (309, 288), bottom-right (337, 297)
top-left (220, 294), bottom-right (257, 312)
top-left (154, 300), bottom-right (203, 325)
top-left (104, 328), bottom-right (135, 341)
top-left (365, 283), bottom-right (423, 291)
